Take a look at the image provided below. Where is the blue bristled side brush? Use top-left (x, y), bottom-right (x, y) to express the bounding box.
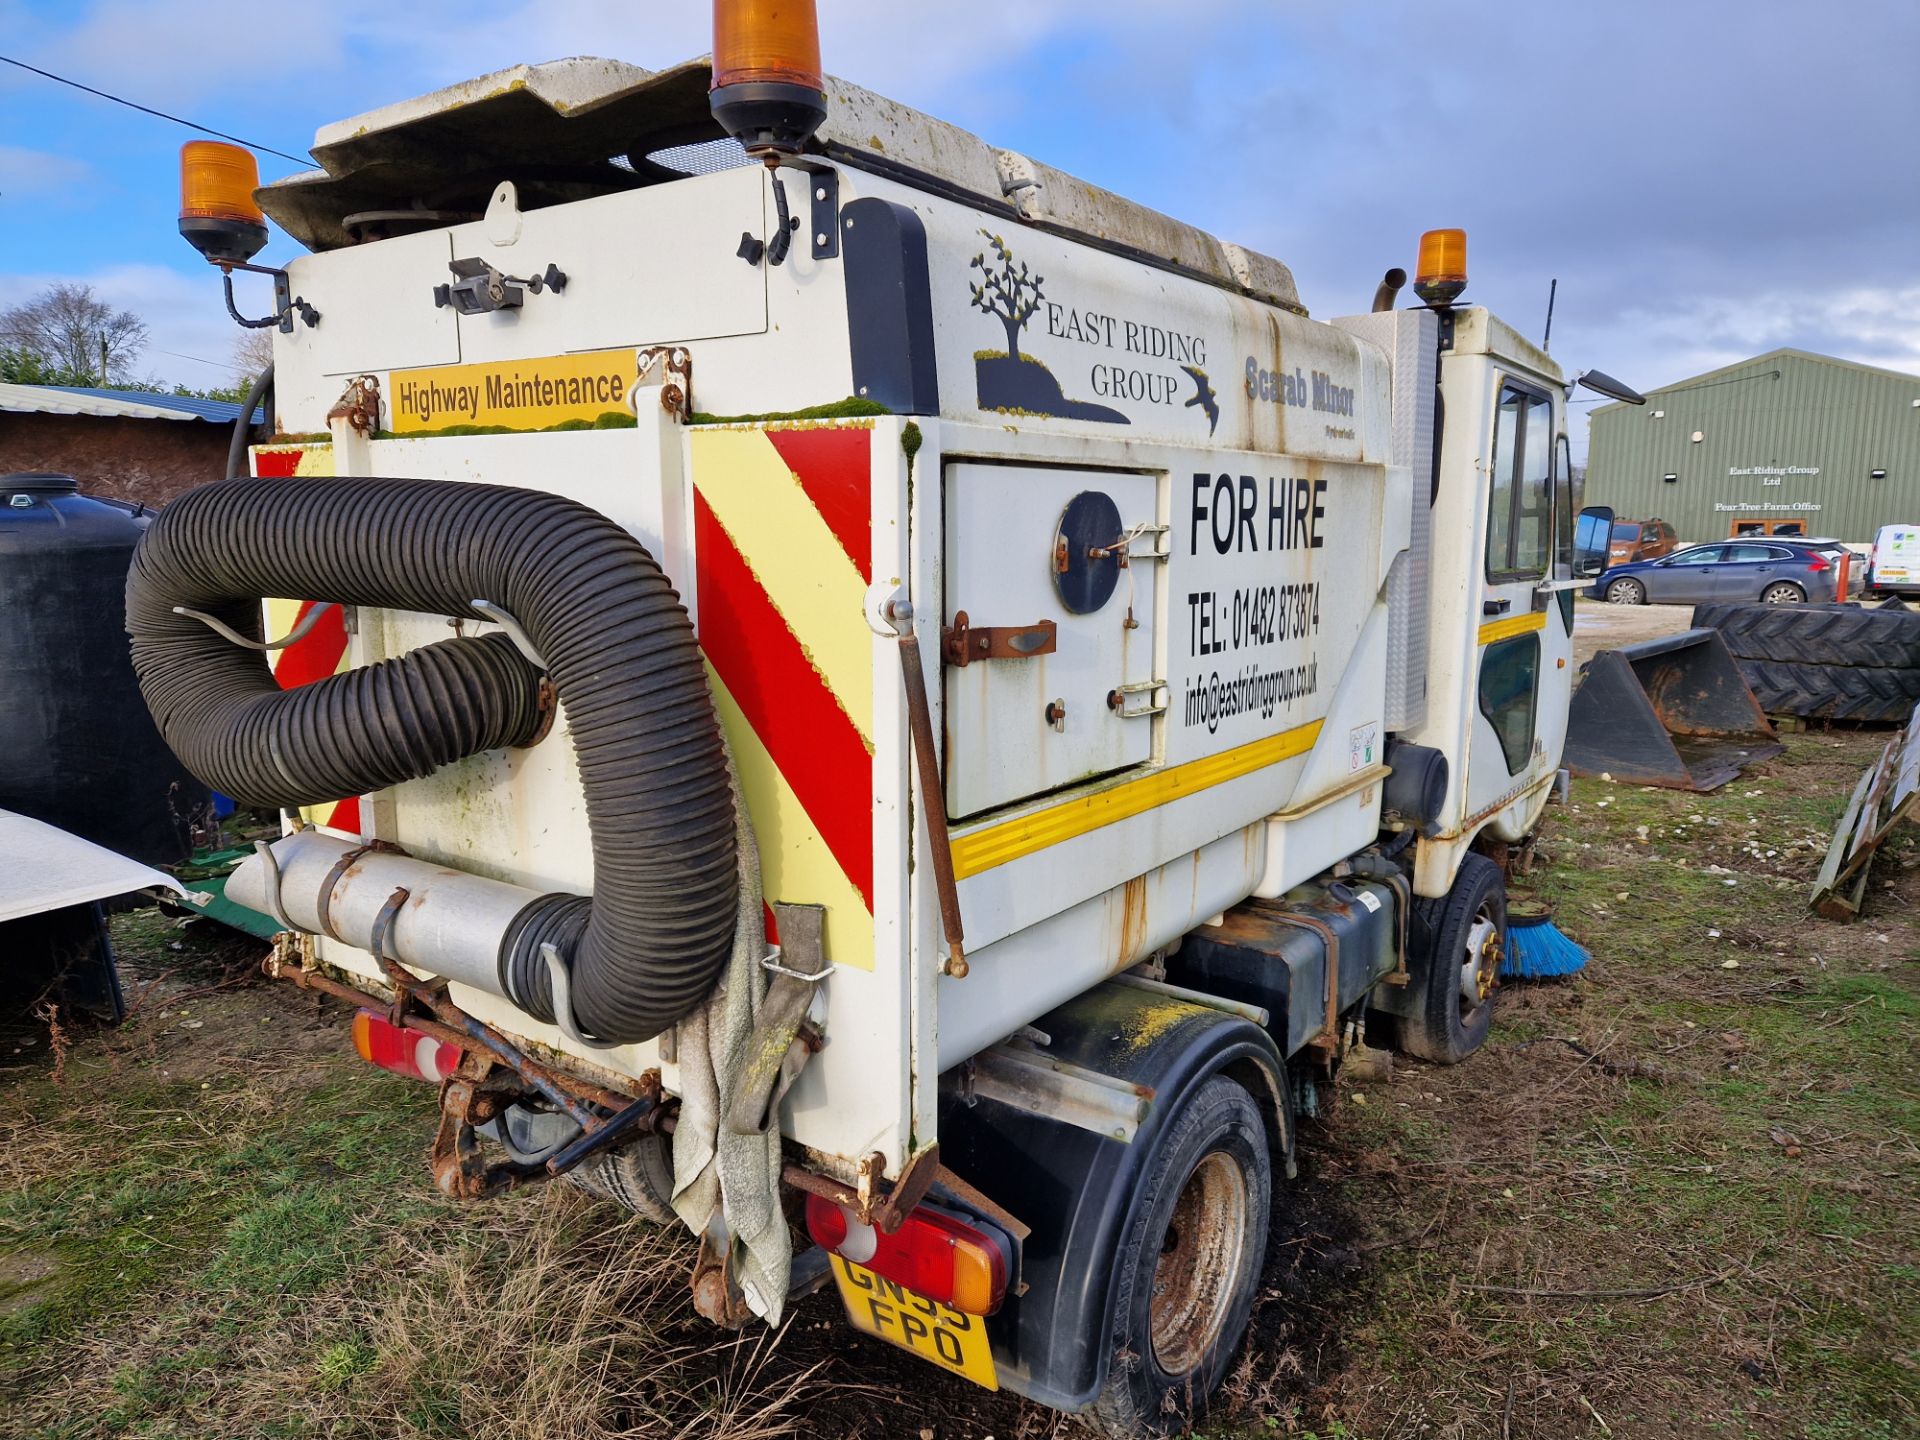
top-left (1502, 910), bottom-right (1590, 979)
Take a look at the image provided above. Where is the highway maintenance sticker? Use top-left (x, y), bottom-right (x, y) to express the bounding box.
top-left (388, 349), bottom-right (637, 434)
top-left (829, 1255), bottom-right (998, 1389)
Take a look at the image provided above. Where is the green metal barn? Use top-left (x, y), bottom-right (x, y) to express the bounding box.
top-left (1586, 348), bottom-right (1920, 545)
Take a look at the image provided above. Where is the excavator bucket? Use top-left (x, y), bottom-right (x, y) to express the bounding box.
top-left (1565, 628), bottom-right (1783, 792)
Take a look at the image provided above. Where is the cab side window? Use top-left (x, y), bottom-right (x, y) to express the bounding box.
top-left (1478, 634), bottom-right (1540, 775)
top-left (1486, 384), bottom-right (1554, 580)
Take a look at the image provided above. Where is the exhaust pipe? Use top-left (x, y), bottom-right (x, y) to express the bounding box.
top-left (1371, 267), bottom-right (1407, 313)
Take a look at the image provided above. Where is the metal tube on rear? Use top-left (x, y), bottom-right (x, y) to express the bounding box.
top-left (228, 830), bottom-right (542, 999)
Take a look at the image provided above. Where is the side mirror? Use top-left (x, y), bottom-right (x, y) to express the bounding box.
top-left (1574, 506), bottom-right (1613, 578)
top-left (1576, 369), bottom-right (1646, 406)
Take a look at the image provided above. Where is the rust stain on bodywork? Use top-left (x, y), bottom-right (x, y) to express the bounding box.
top-left (1117, 873), bottom-right (1149, 965)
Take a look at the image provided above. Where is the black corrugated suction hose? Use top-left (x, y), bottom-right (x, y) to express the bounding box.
top-left (125, 475), bottom-right (737, 1043)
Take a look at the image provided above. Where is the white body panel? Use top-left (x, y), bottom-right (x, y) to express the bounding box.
top-left (253, 150), bottom-right (1564, 1179)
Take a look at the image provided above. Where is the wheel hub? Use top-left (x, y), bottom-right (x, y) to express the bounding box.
top-left (1459, 914), bottom-right (1502, 1008)
top-left (1148, 1149), bottom-right (1249, 1378)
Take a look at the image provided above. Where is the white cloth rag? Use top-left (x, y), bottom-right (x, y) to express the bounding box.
top-left (669, 752), bottom-right (791, 1323)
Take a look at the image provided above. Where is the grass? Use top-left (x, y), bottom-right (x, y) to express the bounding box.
top-left (0, 924), bottom-right (830, 1440)
top-left (1305, 733), bottom-right (1920, 1439)
top-left (1, 731), bottom-right (1914, 1438)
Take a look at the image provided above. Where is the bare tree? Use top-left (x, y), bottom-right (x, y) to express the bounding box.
top-left (230, 327), bottom-right (275, 384)
top-left (0, 283), bottom-right (147, 385)
top-left (968, 231), bottom-right (1044, 361)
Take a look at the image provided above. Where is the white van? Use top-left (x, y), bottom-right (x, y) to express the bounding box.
top-left (1868, 524), bottom-right (1920, 597)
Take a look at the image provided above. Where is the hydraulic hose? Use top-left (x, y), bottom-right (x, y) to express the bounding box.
top-left (125, 475), bottom-right (738, 1043)
top-left (226, 364), bottom-right (273, 480)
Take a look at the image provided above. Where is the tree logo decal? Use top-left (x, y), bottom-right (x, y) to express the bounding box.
top-left (967, 231), bottom-right (1127, 425)
top-left (969, 233), bottom-right (1043, 362)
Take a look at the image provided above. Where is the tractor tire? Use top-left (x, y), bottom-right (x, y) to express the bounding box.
top-left (1691, 602), bottom-right (1920, 670)
top-left (1736, 659), bottom-right (1920, 723)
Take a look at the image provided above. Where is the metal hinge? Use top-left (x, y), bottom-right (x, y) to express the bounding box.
top-left (942, 611), bottom-right (1058, 668)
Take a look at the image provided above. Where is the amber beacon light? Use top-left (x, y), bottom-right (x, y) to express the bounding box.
top-left (178, 141), bottom-right (268, 266)
top-left (710, 0), bottom-right (827, 157)
top-left (1413, 228), bottom-right (1468, 307)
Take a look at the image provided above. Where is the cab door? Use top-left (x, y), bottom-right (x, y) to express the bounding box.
top-left (1467, 382), bottom-right (1556, 813)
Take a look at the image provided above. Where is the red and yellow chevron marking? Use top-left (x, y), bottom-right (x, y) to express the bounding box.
top-left (253, 443), bottom-right (362, 835)
top-left (693, 425), bottom-right (876, 972)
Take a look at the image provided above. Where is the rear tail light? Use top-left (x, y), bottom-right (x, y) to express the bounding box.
top-left (1805, 557), bottom-right (1831, 572)
top-left (805, 1194), bottom-right (1010, 1315)
top-left (351, 1009), bottom-right (463, 1083)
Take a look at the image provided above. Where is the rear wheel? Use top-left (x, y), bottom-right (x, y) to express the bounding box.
top-left (1393, 853), bottom-right (1507, 1065)
top-left (1605, 577), bottom-right (1645, 605)
top-left (567, 1132), bottom-right (677, 1224)
top-left (1091, 1076), bottom-right (1270, 1436)
top-left (1762, 581), bottom-right (1806, 604)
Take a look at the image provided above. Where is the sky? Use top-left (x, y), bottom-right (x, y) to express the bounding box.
top-left (2, 0), bottom-right (1915, 455)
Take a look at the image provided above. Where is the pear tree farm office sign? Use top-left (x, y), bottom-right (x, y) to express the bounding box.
top-left (1713, 464), bottom-right (1823, 517)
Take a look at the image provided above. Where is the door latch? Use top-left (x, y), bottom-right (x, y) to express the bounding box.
top-left (942, 612), bottom-right (1058, 668)
top-left (434, 258), bottom-right (567, 315)
top-left (1106, 680), bottom-right (1168, 719)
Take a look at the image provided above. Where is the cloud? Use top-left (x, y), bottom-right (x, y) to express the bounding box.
top-left (3, 0), bottom-right (1912, 427)
top-left (0, 144), bottom-right (91, 197)
top-left (1607, 286), bottom-right (1920, 382)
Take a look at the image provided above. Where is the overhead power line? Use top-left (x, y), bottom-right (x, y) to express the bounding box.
top-left (0, 53), bottom-right (309, 166)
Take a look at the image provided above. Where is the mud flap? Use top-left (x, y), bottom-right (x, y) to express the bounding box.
top-left (1565, 628), bottom-right (1782, 791)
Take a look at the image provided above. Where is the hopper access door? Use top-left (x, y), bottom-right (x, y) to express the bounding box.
top-left (942, 463), bottom-right (1162, 819)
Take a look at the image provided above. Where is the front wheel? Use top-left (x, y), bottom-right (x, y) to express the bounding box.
top-left (1091, 1076), bottom-right (1271, 1436)
top-left (1605, 577), bottom-right (1646, 605)
top-left (1391, 852), bottom-right (1507, 1065)
top-left (1762, 581), bottom-right (1807, 604)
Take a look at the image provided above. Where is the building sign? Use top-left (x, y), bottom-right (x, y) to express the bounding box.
top-left (1728, 465), bottom-right (1821, 477)
top-left (1714, 501), bottom-right (1823, 514)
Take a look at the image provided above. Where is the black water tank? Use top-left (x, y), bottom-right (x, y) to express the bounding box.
top-left (0, 473), bottom-right (207, 863)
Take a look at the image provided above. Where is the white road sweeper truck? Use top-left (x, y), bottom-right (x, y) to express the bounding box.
top-left (135, 7), bottom-right (1630, 1428)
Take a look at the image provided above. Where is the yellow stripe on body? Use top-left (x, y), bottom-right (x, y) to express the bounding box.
top-left (708, 663), bottom-right (875, 972)
top-left (690, 429), bottom-right (873, 746)
top-left (951, 719), bottom-right (1325, 880)
top-left (1477, 610), bottom-right (1547, 646)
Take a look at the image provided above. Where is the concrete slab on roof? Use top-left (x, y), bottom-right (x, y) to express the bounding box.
top-left (264, 56), bottom-right (1301, 313)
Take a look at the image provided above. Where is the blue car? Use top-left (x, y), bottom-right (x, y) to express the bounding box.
top-left (1590, 539), bottom-right (1846, 606)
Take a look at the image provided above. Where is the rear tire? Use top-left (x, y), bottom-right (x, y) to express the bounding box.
top-left (567, 1133), bottom-right (677, 1224)
top-left (1091, 1076), bottom-right (1271, 1437)
top-left (1605, 577), bottom-right (1645, 605)
top-left (1761, 581), bottom-right (1806, 604)
top-left (1394, 853), bottom-right (1506, 1065)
